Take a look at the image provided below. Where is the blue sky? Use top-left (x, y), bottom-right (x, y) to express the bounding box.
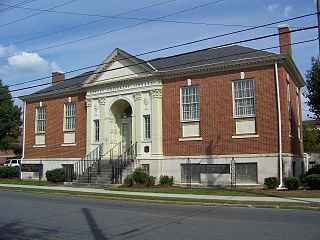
top-left (0, 0), bottom-right (318, 119)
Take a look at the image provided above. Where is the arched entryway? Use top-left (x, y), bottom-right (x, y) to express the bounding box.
top-left (109, 99), bottom-right (133, 154)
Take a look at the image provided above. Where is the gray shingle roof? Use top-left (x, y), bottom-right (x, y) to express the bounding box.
top-left (31, 71), bottom-right (93, 96)
top-left (148, 45), bottom-right (276, 71)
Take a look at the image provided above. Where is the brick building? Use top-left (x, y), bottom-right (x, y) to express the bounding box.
top-left (20, 25), bottom-right (305, 186)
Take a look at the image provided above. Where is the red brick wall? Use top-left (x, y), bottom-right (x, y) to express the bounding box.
top-left (162, 64), bottom-right (303, 156)
top-left (24, 93), bottom-right (86, 159)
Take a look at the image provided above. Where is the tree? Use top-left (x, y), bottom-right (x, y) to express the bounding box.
top-left (0, 80), bottom-right (22, 151)
top-left (303, 121), bottom-right (320, 153)
top-left (306, 57), bottom-right (320, 120)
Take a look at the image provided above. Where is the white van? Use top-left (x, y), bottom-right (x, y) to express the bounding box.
top-left (4, 159), bottom-right (21, 167)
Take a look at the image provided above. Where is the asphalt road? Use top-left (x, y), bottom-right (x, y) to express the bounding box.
top-left (0, 191), bottom-right (319, 240)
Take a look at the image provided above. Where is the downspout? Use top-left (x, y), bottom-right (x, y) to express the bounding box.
top-left (21, 100), bottom-right (26, 179)
top-left (275, 61), bottom-right (283, 188)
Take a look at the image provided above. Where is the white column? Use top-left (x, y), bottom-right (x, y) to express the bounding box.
top-left (134, 92), bottom-right (142, 157)
top-left (150, 89), bottom-right (163, 156)
top-left (86, 99), bottom-right (92, 155)
top-left (99, 97), bottom-right (106, 154)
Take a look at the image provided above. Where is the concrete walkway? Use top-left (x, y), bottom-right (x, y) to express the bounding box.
top-left (1, 184), bottom-right (320, 204)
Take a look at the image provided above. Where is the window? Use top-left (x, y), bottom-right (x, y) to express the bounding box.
top-left (64, 102), bottom-right (76, 130)
top-left (181, 85), bottom-right (199, 121)
top-left (94, 120), bottom-right (99, 141)
top-left (144, 115), bottom-right (151, 139)
top-left (36, 107), bottom-right (46, 133)
top-left (287, 81), bottom-right (292, 136)
top-left (296, 90), bottom-right (301, 139)
top-left (233, 79), bottom-right (255, 117)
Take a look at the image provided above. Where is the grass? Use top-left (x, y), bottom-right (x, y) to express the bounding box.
top-left (0, 186), bottom-right (319, 209)
top-left (0, 179), bottom-right (63, 186)
top-left (111, 186), bottom-right (320, 198)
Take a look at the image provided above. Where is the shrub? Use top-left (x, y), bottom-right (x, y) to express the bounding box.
top-left (0, 167), bottom-right (20, 179)
top-left (306, 174), bottom-right (320, 189)
top-left (159, 175), bottom-right (174, 186)
top-left (46, 168), bottom-right (65, 183)
top-left (306, 164), bottom-right (320, 175)
top-left (123, 174), bottom-right (134, 187)
top-left (131, 167), bottom-right (148, 184)
top-left (145, 176), bottom-right (156, 186)
top-left (264, 177), bottom-right (279, 189)
top-left (283, 176), bottom-right (300, 190)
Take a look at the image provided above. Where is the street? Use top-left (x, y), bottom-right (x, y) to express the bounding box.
top-left (0, 191), bottom-right (319, 240)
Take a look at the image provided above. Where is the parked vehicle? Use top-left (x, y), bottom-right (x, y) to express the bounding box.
top-left (4, 159), bottom-right (21, 167)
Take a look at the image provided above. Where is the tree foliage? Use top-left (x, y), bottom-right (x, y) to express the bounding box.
top-left (306, 57), bottom-right (320, 120)
top-left (0, 80), bottom-right (22, 151)
top-left (303, 121), bottom-right (320, 153)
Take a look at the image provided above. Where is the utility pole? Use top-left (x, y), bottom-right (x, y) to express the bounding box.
top-left (317, 0), bottom-right (320, 55)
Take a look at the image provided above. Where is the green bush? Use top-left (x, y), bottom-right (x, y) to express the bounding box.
top-left (283, 176), bottom-right (301, 190)
top-left (306, 174), bottom-right (320, 189)
top-left (159, 175), bottom-right (174, 185)
top-left (0, 167), bottom-right (20, 179)
top-left (264, 177), bottom-right (279, 189)
top-left (132, 167), bottom-right (148, 184)
top-left (145, 176), bottom-right (156, 186)
top-left (306, 164), bottom-right (320, 175)
top-left (123, 174), bottom-right (134, 187)
top-left (45, 168), bottom-right (65, 183)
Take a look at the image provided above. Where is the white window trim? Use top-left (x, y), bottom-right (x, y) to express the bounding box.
top-left (143, 115), bottom-right (151, 139)
top-left (35, 106), bottom-right (46, 134)
top-left (232, 135), bottom-right (259, 139)
top-left (232, 79), bottom-right (256, 118)
top-left (296, 89), bottom-right (301, 140)
top-left (64, 102), bottom-right (76, 132)
top-left (180, 85), bottom-right (200, 122)
top-left (61, 143), bottom-right (77, 147)
top-left (93, 119), bottom-right (99, 142)
top-left (179, 137), bottom-right (203, 142)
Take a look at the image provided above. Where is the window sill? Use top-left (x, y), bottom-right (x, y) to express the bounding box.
top-left (63, 129), bottom-right (75, 132)
top-left (61, 143), bottom-right (76, 147)
top-left (33, 145), bottom-right (46, 148)
top-left (35, 132), bottom-right (45, 135)
top-left (232, 135), bottom-right (259, 139)
top-left (179, 137), bottom-right (202, 142)
top-left (141, 139), bottom-right (151, 143)
top-left (233, 115), bottom-right (255, 119)
top-left (180, 119), bottom-right (200, 123)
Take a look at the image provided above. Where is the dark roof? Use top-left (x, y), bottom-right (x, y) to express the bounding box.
top-left (29, 71), bottom-right (93, 97)
top-left (148, 45), bottom-right (276, 71)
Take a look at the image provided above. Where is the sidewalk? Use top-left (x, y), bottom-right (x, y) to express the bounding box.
top-left (1, 184), bottom-right (320, 204)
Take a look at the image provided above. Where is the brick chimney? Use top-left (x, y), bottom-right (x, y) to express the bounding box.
top-left (278, 24), bottom-right (292, 57)
top-left (52, 71), bottom-right (65, 85)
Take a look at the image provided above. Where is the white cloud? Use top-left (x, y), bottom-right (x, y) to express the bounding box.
top-left (0, 45), bottom-right (17, 58)
top-left (50, 62), bottom-right (61, 72)
top-left (267, 4), bottom-right (279, 12)
top-left (8, 52), bottom-right (49, 73)
top-left (284, 6), bottom-right (292, 17)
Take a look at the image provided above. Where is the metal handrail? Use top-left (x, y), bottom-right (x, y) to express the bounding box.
top-left (100, 142), bottom-right (121, 163)
top-left (111, 142), bottom-right (137, 184)
top-left (73, 143), bottom-right (103, 182)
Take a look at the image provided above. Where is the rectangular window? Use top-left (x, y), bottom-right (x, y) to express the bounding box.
top-left (36, 107), bottom-right (46, 133)
top-left (144, 115), bottom-right (151, 139)
top-left (233, 79), bottom-right (255, 117)
top-left (296, 91), bottom-right (301, 139)
top-left (181, 85), bottom-right (199, 121)
top-left (64, 102), bottom-right (76, 131)
top-left (287, 81), bottom-right (292, 136)
top-left (94, 120), bottom-right (99, 142)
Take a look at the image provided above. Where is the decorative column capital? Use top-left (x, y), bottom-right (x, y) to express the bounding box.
top-left (99, 97), bottom-right (106, 105)
top-left (86, 99), bottom-right (92, 107)
top-left (133, 92), bottom-right (142, 101)
top-left (150, 89), bottom-right (162, 99)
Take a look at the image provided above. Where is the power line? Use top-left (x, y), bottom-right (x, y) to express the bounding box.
top-left (0, 0), bottom-right (78, 29)
top-left (0, 0), bottom-right (225, 61)
top-left (8, 24), bottom-right (318, 90)
top-left (8, 36), bottom-right (317, 96)
top-left (0, 0), bottom-right (35, 13)
top-left (0, 0), bottom-right (178, 48)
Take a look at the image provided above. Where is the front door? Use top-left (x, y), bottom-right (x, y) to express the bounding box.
top-left (121, 119), bottom-right (132, 153)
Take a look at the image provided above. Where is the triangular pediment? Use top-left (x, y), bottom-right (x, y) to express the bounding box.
top-left (84, 48), bottom-right (154, 86)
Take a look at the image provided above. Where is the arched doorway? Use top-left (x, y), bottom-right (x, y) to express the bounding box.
top-left (109, 99), bottom-right (133, 154)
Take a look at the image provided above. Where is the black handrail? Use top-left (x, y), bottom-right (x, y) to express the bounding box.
top-left (111, 142), bottom-right (137, 184)
top-left (73, 143), bottom-right (102, 182)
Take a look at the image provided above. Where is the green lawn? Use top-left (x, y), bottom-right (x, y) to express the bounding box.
top-left (0, 179), bottom-right (63, 186)
top-left (111, 186), bottom-right (320, 198)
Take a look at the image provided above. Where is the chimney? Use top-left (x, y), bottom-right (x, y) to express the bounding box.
top-left (278, 24), bottom-right (292, 57)
top-left (52, 71), bottom-right (65, 84)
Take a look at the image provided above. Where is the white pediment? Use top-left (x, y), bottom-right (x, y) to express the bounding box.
top-left (85, 48), bottom-right (154, 86)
